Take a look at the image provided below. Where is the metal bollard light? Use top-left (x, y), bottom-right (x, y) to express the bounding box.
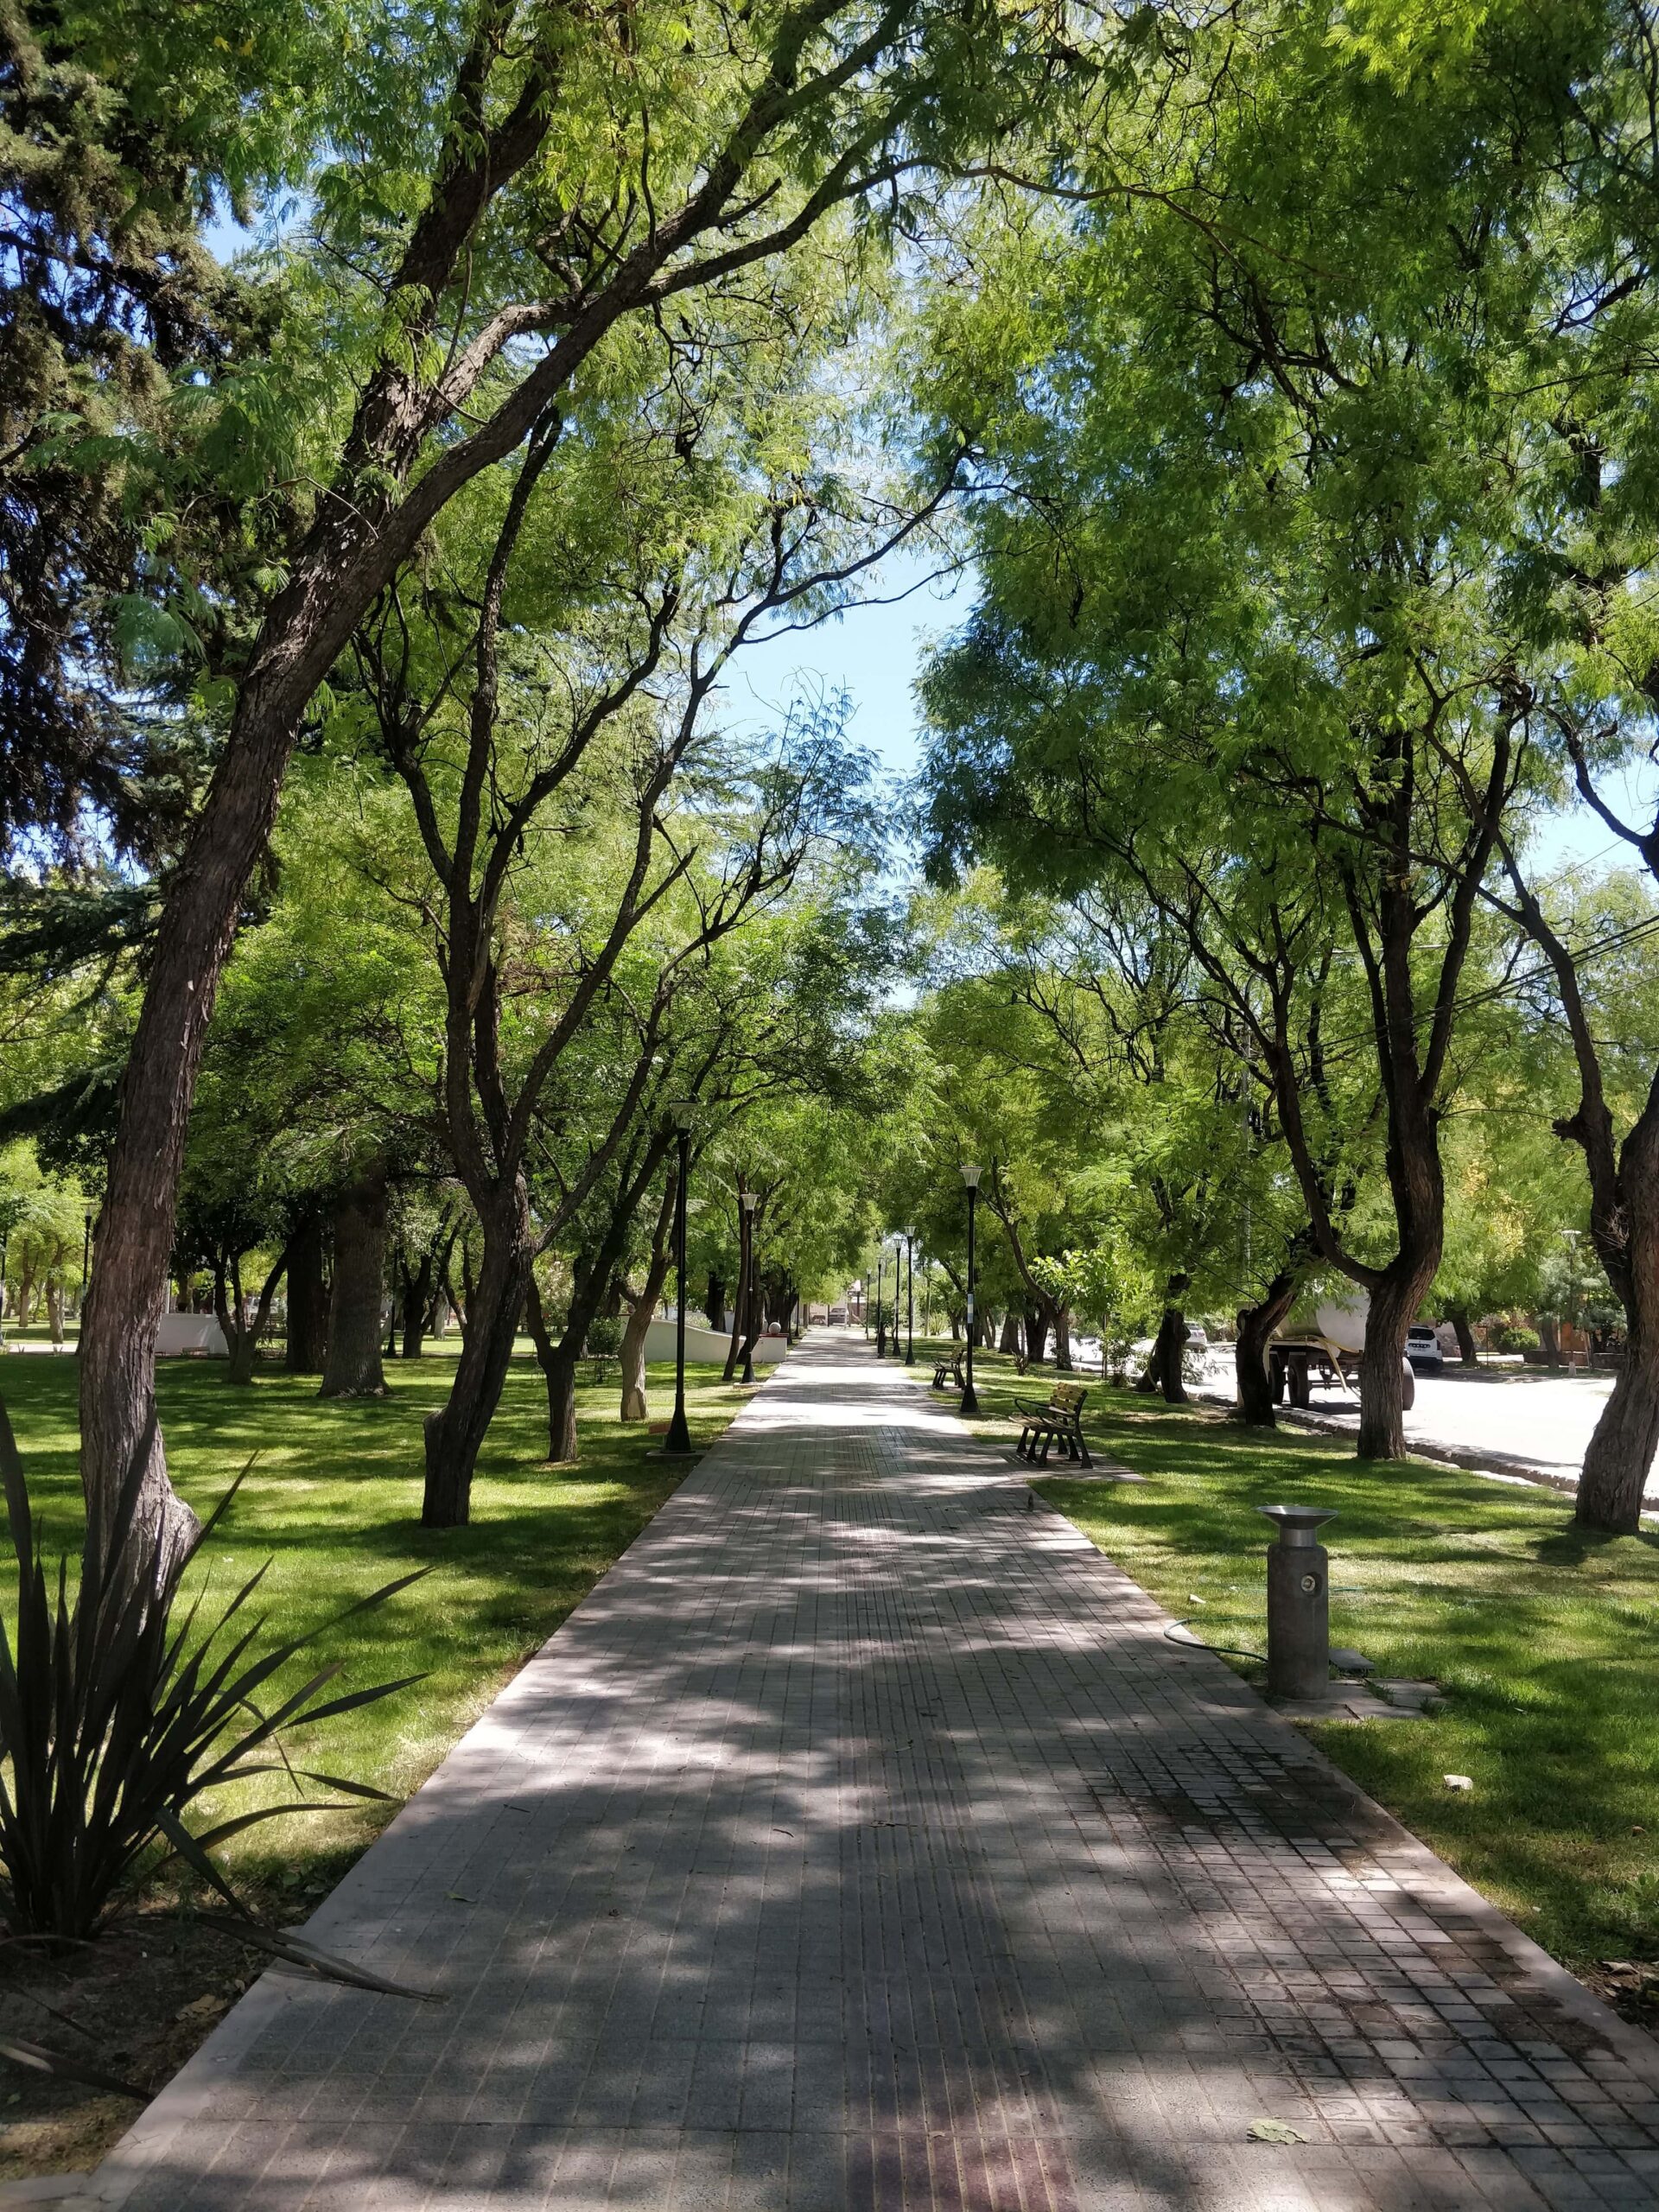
top-left (1256, 1504), bottom-right (1338, 1700)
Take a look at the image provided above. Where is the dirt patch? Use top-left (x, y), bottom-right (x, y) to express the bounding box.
top-left (0, 1872), bottom-right (336, 2183)
top-left (1584, 1957), bottom-right (1659, 2031)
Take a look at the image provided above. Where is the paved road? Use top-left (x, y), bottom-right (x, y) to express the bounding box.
top-left (1225, 1363), bottom-right (1652, 1497)
top-left (93, 1333), bottom-right (1659, 2209)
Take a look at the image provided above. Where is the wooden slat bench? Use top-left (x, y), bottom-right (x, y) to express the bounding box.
top-left (1014, 1380), bottom-right (1093, 1468)
top-left (931, 1350), bottom-right (965, 1391)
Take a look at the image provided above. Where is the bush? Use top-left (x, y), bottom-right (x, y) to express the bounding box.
top-left (0, 1398), bottom-right (423, 1945)
top-left (1492, 1324), bottom-right (1540, 1357)
top-left (585, 1314), bottom-right (623, 1357)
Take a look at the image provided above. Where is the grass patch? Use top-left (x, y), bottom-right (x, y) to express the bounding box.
top-left (924, 1336), bottom-right (1659, 1980)
top-left (0, 1344), bottom-right (747, 1886)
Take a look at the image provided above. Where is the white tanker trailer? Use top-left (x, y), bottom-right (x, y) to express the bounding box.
top-left (1268, 1294), bottom-right (1416, 1412)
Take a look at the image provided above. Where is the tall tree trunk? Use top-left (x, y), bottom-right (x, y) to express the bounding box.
top-left (1235, 1269), bottom-right (1300, 1427)
top-left (1024, 1310), bottom-right (1047, 1366)
top-left (423, 1198), bottom-right (530, 1526)
top-left (543, 1344), bottom-right (580, 1464)
top-left (214, 1241), bottom-right (291, 1389)
top-left (1150, 1301), bottom-right (1188, 1406)
top-left (704, 1273), bottom-right (724, 1330)
top-left (213, 1257), bottom-right (253, 1387)
top-left (320, 1164), bottom-right (389, 1399)
top-left (1446, 1305), bottom-right (1479, 1367)
top-left (1577, 1335), bottom-right (1659, 1535)
top-left (1576, 1113), bottom-right (1659, 1533)
top-left (46, 1281), bottom-right (64, 1345)
top-left (1538, 1312), bottom-right (1561, 1368)
top-left (998, 1310), bottom-right (1020, 1355)
top-left (285, 1212), bottom-right (328, 1375)
top-left (723, 1238), bottom-right (748, 1381)
top-left (73, 612), bottom-right (379, 1580)
top-left (620, 1171), bottom-right (677, 1423)
top-left (524, 1278), bottom-right (581, 1463)
top-left (1357, 1265), bottom-right (1432, 1459)
top-left (400, 1249), bottom-right (434, 1360)
top-left (1054, 1306), bottom-right (1073, 1372)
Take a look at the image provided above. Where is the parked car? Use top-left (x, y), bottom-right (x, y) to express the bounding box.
top-left (1185, 1325), bottom-right (1209, 1352)
top-left (1406, 1324), bottom-right (1444, 1372)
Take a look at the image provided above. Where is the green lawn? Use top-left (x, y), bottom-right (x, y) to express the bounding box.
top-left (0, 1345), bottom-right (747, 1894)
top-left (924, 1337), bottom-right (1659, 1979)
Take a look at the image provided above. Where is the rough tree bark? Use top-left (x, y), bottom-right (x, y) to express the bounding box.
top-left (424, 1191), bottom-right (531, 1519)
top-left (1024, 1310), bottom-right (1047, 1366)
top-left (998, 1311), bottom-right (1020, 1355)
top-left (524, 1277), bottom-right (580, 1465)
top-left (319, 1165), bottom-right (390, 1399)
top-left (1446, 1306), bottom-right (1479, 1366)
top-left (1234, 1269), bottom-right (1300, 1427)
top-left (1148, 1298), bottom-right (1188, 1407)
top-left (1576, 1094), bottom-right (1659, 1532)
top-left (620, 1170), bottom-right (677, 1422)
top-left (284, 1212), bottom-right (328, 1375)
top-left (1054, 1306), bottom-right (1074, 1371)
top-left (399, 1248), bottom-right (434, 1359)
top-left (1357, 1266), bottom-right (1433, 1460)
top-left (215, 1242), bottom-right (292, 1387)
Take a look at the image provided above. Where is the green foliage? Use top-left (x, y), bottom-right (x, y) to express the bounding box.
top-left (583, 1314), bottom-right (623, 1358)
top-left (1492, 1324), bottom-right (1541, 1357)
top-left (0, 1399), bottom-right (422, 1942)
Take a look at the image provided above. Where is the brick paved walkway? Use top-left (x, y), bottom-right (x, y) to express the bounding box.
top-left (95, 1334), bottom-right (1659, 2211)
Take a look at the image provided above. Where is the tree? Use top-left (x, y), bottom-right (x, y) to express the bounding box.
top-left (912, 18), bottom-right (1573, 1454)
top-left (73, 0), bottom-right (1075, 1586)
top-left (0, 0), bottom-right (338, 861)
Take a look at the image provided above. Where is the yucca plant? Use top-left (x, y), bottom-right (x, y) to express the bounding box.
top-left (0, 1395), bottom-right (427, 1964)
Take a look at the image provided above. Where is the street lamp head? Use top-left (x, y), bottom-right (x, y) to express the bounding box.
top-left (740, 1188), bottom-right (758, 1212)
top-left (959, 1162), bottom-right (982, 1191)
top-left (669, 1099), bottom-right (695, 1132)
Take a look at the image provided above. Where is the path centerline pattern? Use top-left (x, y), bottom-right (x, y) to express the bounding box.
top-left (97, 1333), bottom-right (1659, 2210)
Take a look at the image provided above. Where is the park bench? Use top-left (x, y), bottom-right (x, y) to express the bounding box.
top-left (1014, 1380), bottom-right (1093, 1469)
top-left (931, 1349), bottom-right (965, 1391)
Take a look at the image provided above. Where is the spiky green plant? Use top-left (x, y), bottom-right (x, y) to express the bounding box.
top-left (0, 1396), bottom-right (425, 1945)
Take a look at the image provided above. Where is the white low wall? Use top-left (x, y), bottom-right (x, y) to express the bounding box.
top-left (156, 1313), bottom-right (228, 1357)
top-left (643, 1318), bottom-right (786, 1366)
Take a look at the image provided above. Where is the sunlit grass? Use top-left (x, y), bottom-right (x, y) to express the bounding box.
top-left (922, 1336), bottom-right (1659, 1975)
top-left (0, 1345), bottom-right (747, 1891)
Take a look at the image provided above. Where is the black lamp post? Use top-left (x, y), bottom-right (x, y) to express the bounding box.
top-left (906, 1230), bottom-right (915, 1363)
top-left (739, 1189), bottom-right (758, 1385)
top-left (875, 1245), bottom-right (885, 1355)
top-left (960, 1164), bottom-right (982, 1414)
top-left (890, 1238), bottom-right (904, 1357)
top-left (664, 1103), bottom-right (695, 1456)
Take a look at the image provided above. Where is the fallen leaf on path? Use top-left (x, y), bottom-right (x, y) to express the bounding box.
top-left (1247, 2119), bottom-right (1306, 2145)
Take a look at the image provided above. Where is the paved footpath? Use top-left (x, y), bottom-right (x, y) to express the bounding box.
top-left (94, 1334), bottom-right (1659, 2211)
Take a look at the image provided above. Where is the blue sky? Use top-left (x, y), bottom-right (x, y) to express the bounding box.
top-left (723, 553), bottom-right (1653, 877)
top-left (726, 549), bottom-right (972, 786)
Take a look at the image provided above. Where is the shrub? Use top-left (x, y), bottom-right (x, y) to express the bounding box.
top-left (0, 1397), bottom-right (424, 1946)
top-left (1493, 1324), bottom-right (1540, 1357)
top-left (585, 1314), bottom-right (623, 1357)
